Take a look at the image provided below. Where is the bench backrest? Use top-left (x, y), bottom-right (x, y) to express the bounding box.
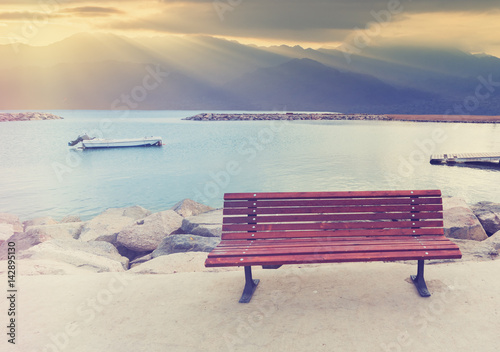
top-left (222, 190), bottom-right (444, 241)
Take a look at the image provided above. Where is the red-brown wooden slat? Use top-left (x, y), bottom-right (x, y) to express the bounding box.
top-left (223, 212), bottom-right (443, 224)
top-left (215, 236), bottom-right (450, 247)
top-left (224, 190), bottom-right (441, 200)
top-left (205, 249), bottom-right (461, 267)
top-left (222, 220), bottom-right (444, 232)
top-left (210, 241), bottom-right (459, 252)
top-left (224, 197), bottom-right (442, 208)
top-left (208, 243), bottom-right (459, 258)
top-left (222, 228), bottom-right (444, 240)
top-left (212, 237), bottom-right (454, 247)
top-left (223, 204), bottom-right (443, 215)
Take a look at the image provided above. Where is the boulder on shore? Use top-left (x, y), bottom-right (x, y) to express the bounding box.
top-left (26, 222), bottom-right (84, 241)
top-left (152, 234), bottom-right (220, 258)
top-left (116, 210), bottom-right (183, 252)
top-left (79, 206), bottom-right (151, 243)
top-left (483, 230), bottom-right (500, 251)
top-left (170, 199), bottom-right (214, 218)
top-left (0, 213), bottom-right (23, 232)
top-left (23, 217), bottom-right (58, 231)
top-left (60, 215), bottom-right (82, 223)
top-left (470, 201), bottom-right (500, 236)
top-left (451, 239), bottom-right (499, 261)
top-left (181, 209), bottom-right (223, 237)
top-left (19, 239), bottom-right (129, 272)
top-left (443, 197), bottom-right (488, 241)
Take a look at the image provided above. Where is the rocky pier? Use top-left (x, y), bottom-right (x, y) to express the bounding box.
top-left (183, 113), bottom-right (391, 121)
top-left (0, 112), bottom-right (63, 122)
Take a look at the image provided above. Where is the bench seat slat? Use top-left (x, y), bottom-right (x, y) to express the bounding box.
top-left (224, 190), bottom-right (441, 200)
top-left (224, 197), bottom-right (442, 208)
top-left (215, 237), bottom-right (451, 248)
top-left (208, 243), bottom-right (459, 258)
top-left (205, 249), bottom-right (461, 267)
top-left (223, 220), bottom-right (444, 232)
top-left (224, 204), bottom-right (443, 215)
top-left (223, 212), bottom-right (443, 224)
top-left (222, 228), bottom-right (444, 240)
top-left (212, 238), bottom-right (456, 249)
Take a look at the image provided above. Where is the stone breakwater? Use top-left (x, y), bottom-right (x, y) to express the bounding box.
top-left (0, 112), bottom-right (63, 122)
top-left (184, 113), bottom-right (500, 123)
top-left (184, 113), bottom-right (391, 121)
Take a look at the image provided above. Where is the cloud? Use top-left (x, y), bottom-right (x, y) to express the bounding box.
top-left (0, 11), bottom-right (61, 20)
top-left (61, 6), bottom-right (124, 17)
top-left (105, 1), bottom-right (500, 39)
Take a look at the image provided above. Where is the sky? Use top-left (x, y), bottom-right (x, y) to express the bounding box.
top-left (0, 0), bottom-right (500, 56)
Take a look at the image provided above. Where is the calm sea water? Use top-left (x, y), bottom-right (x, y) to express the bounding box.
top-left (0, 110), bottom-right (499, 220)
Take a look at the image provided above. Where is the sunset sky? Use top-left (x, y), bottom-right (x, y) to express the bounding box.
top-left (0, 0), bottom-right (500, 56)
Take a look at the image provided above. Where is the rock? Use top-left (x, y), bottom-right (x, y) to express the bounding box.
top-left (60, 215), bottom-right (81, 223)
top-left (115, 244), bottom-right (146, 261)
top-left (19, 239), bottom-right (129, 272)
top-left (0, 213), bottom-right (23, 232)
top-left (451, 239), bottom-right (499, 261)
top-left (79, 206), bottom-right (151, 243)
top-left (443, 197), bottom-right (488, 241)
top-left (0, 232), bottom-right (41, 260)
top-left (181, 209), bottom-right (223, 238)
top-left (470, 201), bottom-right (500, 236)
top-left (483, 230), bottom-right (500, 251)
top-left (170, 199), bottom-right (214, 217)
top-left (129, 253), bottom-right (154, 268)
top-left (0, 224), bottom-right (15, 242)
top-left (26, 222), bottom-right (84, 241)
top-left (152, 235), bottom-right (220, 258)
top-left (116, 210), bottom-right (183, 252)
top-left (23, 216), bottom-right (58, 230)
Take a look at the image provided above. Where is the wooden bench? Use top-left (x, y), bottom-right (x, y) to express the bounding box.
top-left (205, 190), bottom-right (462, 303)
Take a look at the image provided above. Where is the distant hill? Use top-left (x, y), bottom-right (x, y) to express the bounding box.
top-left (224, 58), bottom-right (432, 113)
top-left (1, 33), bottom-right (500, 114)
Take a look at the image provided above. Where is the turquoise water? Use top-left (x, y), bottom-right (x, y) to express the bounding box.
top-left (0, 110), bottom-right (499, 220)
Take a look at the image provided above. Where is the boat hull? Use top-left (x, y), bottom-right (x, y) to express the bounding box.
top-left (82, 137), bottom-right (162, 149)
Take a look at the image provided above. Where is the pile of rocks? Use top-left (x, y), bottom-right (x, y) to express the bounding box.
top-left (0, 112), bottom-right (63, 122)
top-left (1, 197), bottom-right (499, 274)
top-left (0, 199), bottom-right (220, 274)
top-left (183, 113), bottom-right (391, 121)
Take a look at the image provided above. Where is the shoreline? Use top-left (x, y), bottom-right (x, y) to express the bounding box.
top-left (0, 112), bottom-right (63, 122)
top-left (184, 112), bottom-right (500, 123)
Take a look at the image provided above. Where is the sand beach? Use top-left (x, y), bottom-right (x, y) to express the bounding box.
top-left (2, 255), bottom-right (500, 352)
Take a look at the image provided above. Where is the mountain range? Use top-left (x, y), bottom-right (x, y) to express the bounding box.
top-left (1, 33), bottom-right (500, 114)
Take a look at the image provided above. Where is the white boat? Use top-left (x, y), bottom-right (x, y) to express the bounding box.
top-left (69, 135), bottom-right (163, 149)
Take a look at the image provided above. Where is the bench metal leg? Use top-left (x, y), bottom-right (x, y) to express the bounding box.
top-left (411, 260), bottom-right (431, 297)
top-left (239, 266), bottom-right (260, 303)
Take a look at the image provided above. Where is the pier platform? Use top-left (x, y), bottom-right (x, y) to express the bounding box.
top-left (430, 152), bottom-right (500, 165)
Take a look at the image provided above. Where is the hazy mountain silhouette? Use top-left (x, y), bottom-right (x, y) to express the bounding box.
top-left (1, 33), bottom-right (500, 113)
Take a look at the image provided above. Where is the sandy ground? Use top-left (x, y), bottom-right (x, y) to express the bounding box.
top-left (2, 256), bottom-right (500, 352)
